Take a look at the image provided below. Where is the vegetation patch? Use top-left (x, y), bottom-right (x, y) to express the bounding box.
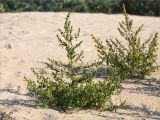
top-left (0, 0), bottom-right (160, 16)
top-left (25, 13), bottom-right (122, 111)
top-left (93, 5), bottom-right (158, 79)
top-left (25, 6), bottom-right (158, 112)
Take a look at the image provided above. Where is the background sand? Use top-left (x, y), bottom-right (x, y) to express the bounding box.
top-left (0, 12), bottom-right (160, 120)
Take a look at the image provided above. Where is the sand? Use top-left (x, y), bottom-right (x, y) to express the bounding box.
top-left (0, 12), bottom-right (160, 120)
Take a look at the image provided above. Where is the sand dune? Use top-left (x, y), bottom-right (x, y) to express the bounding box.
top-left (0, 12), bottom-right (160, 120)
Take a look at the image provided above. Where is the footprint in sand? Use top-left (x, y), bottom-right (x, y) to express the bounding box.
top-left (5, 43), bottom-right (12, 49)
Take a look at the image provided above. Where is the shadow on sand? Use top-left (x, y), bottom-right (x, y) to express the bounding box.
top-left (120, 104), bottom-right (160, 120)
top-left (0, 88), bottom-right (35, 108)
top-left (124, 78), bottom-right (160, 97)
top-left (91, 104), bottom-right (160, 120)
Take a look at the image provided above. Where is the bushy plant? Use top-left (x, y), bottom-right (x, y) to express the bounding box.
top-left (93, 5), bottom-right (158, 79)
top-left (25, 13), bottom-right (122, 111)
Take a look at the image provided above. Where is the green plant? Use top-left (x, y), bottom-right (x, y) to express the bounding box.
top-left (93, 5), bottom-right (158, 79)
top-left (25, 13), bottom-right (122, 111)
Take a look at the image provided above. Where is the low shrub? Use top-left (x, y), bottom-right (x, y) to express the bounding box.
top-left (93, 5), bottom-right (158, 79)
top-left (25, 13), bottom-right (122, 111)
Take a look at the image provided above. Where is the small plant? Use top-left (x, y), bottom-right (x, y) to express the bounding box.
top-left (25, 13), bottom-right (122, 111)
top-left (93, 5), bottom-right (158, 79)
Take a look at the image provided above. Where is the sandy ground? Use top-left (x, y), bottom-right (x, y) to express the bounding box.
top-left (0, 12), bottom-right (160, 120)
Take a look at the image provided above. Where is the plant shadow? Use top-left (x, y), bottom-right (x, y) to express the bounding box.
top-left (0, 88), bottom-right (35, 108)
top-left (91, 104), bottom-right (160, 119)
top-left (119, 104), bottom-right (160, 119)
top-left (124, 78), bottom-right (160, 97)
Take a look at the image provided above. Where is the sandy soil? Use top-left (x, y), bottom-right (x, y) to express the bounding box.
top-left (0, 12), bottom-right (160, 120)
